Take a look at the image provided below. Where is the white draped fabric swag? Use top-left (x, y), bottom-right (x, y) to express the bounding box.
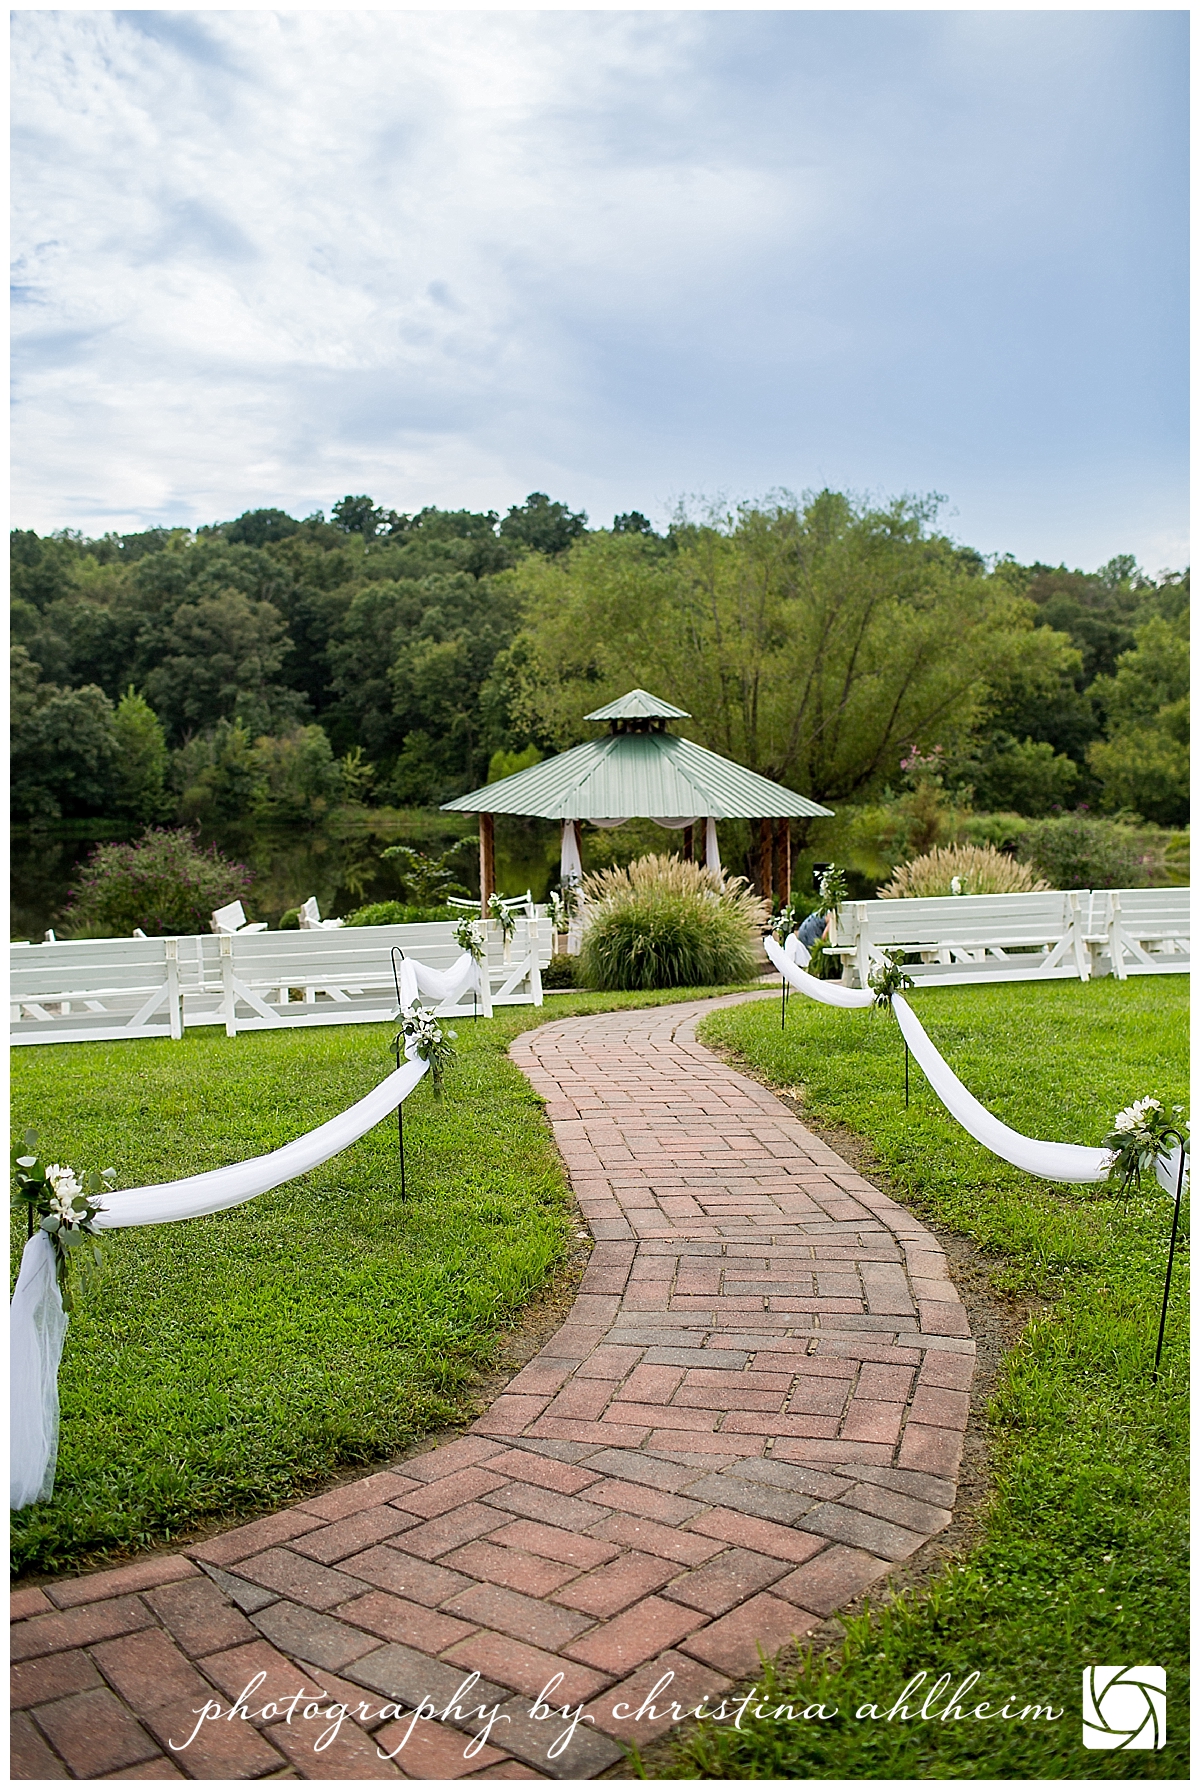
top-left (9, 954), bottom-right (482, 1510)
top-left (766, 932), bottom-right (875, 1010)
top-left (766, 933), bottom-right (1184, 1192)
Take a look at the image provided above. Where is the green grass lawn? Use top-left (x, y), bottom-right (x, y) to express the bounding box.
top-left (10, 985), bottom-right (753, 1580)
top-left (656, 977), bottom-right (1189, 1781)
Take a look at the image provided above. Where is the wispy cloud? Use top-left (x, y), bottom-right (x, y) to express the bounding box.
top-left (11, 9), bottom-right (1187, 569)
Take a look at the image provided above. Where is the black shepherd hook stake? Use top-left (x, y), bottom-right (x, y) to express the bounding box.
top-left (1152, 1127), bottom-right (1188, 1383)
top-left (390, 948), bottom-right (408, 1201)
top-left (781, 961), bottom-right (788, 1030)
top-left (905, 1040), bottom-right (910, 1109)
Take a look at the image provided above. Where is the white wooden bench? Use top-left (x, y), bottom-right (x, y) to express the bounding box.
top-left (11, 936), bottom-right (184, 1044)
top-left (828, 891), bottom-right (1091, 988)
top-left (11, 916), bottom-right (551, 1045)
top-left (1084, 888), bottom-right (1190, 978)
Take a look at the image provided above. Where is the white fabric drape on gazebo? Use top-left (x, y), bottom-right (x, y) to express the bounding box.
top-left (560, 816), bottom-right (722, 879)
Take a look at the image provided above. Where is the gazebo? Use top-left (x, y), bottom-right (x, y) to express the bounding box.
top-left (442, 689), bottom-right (833, 915)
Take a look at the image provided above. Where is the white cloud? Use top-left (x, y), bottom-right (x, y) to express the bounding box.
top-left (10, 9), bottom-right (1188, 569)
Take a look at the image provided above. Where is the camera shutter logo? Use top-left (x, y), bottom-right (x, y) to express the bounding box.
top-left (1082, 1667), bottom-right (1165, 1749)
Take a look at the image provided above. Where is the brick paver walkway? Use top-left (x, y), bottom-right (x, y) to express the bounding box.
top-left (11, 996), bottom-right (973, 1780)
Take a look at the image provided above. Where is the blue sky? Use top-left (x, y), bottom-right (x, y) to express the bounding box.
top-left (10, 8), bottom-right (1189, 573)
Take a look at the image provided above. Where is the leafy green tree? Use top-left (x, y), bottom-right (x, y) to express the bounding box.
top-left (499, 492), bottom-right (588, 556)
top-left (223, 508), bottom-right (301, 548)
top-left (1018, 815), bottom-right (1147, 889)
top-left (11, 674), bottom-right (122, 822)
top-left (966, 734), bottom-right (1080, 816)
top-left (509, 492), bottom-right (1037, 808)
top-left (487, 743), bottom-right (542, 783)
top-left (974, 622), bottom-right (1098, 764)
top-left (325, 568), bottom-right (520, 798)
top-left (144, 589), bottom-right (302, 742)
top-left (112, 688), bottom-right (171, 822)
top-left (1086, 614), bottom-right (1189, 825)
top-left (10, 530), bottom-right (82, 610)
top-left (338, 745), bottom-right (375, 805)
top-left (331, 494), bottom-right (399, 540)
top-left (251, 725), bottom-right (344, 824)
top-left (1088, 723), bottom-right (1188, 827)
top-left (172, 720), bottom-right (267, 823)
top-left (613, 511), bottom-right (656, 535)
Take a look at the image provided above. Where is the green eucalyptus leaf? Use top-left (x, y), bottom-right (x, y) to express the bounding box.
top-left (23, 1128), bottom-right (38, 1150)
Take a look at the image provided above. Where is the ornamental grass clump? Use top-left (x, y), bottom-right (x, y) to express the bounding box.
top-left (879, 842), bottom-right (1048, 899)
top-left (579, 854), bottom-right (766, 991)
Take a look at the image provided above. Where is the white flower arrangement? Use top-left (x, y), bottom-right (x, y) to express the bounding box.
top-left (487, 893), bottom-right (517, 962)
top-left (452, 915), bottom-right (486, 962)
top-left (396, 1003), bottom-right (458, 1095)
top-left (1101, 1097), bottom-right (1188, 1190)
top-left (867, 948), bottom-right (915, 1009)
top-left (12, 1131), bottom-right (115, 1309)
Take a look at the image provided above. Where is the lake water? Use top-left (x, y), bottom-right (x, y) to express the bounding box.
top-left (10, 811), bottom-right (566, 940)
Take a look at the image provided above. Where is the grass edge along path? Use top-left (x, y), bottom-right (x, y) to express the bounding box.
top-left (639, 978), bottom-right (1189, 1781)
top-left (10, 984), bottom-right (760, 1582)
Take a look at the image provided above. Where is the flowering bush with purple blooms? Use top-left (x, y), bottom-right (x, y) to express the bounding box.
top-left (61, 828), bottom-right (253, 937)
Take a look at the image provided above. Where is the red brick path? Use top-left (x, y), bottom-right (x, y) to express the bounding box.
top-left (11, 996), bottom-right (973, 1779)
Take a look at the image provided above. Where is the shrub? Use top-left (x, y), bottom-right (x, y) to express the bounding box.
top-left (541, 953), bottom-right (578, 989)
top-left (343, 901), bottom-right (456, 927)
top-left (278, 907), bottom-right (301, 930)
top-left (879, 843), bottom-right (1048, 899)
top-left (578, 854), bottom-right (765, 991)
top-left (62, 828), bottom-right (252, 937)
top-left (1017, 815), bottom-right (1148, 890)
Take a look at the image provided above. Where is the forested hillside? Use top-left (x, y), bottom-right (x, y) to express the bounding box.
top-left (10, 490), bottom-right (1189, 830)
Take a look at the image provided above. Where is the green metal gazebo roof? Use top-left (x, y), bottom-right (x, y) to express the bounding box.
top-left (442, 690), bottom-right (833, 822)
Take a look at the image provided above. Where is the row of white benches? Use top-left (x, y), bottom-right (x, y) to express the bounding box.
top-left (826, 888), bottom-right (1190, 988)
top-left (10, 918), bottom-right (551, 1047)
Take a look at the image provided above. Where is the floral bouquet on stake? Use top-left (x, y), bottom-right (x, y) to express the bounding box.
top-left (12, 1130), bottom-right (114, 1310)
top-left (769, 900), bottom-right (804, 945)
top-left (868, 948), bottom-right (915, 1010)
top-left (453, 915), bottom-right (486, 962)
top-left (1101, 1098), bottom-right (1189, 1194)
top-left (816, 865), bottom-right (848, 919)
top-left (395, 1004), bottom-right (457, 1095)
top-left (487, 892), bottom-right (517, 962)
top-left (546, 883), bottom-right (579, 940)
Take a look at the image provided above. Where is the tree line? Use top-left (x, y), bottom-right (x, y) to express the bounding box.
top-left (10, 488), bottom-right (1189, 830)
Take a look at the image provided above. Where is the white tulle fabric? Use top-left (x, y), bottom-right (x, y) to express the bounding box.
top-left (560, 821), bottom-right (583, 883)
top-left (396, 951), bottom-right (481, 1016)
top-left (890, 995), bottom-right (1111, 1184)
top-left (705, 817), bottom-right (722, 874)
top-left (765, 933), bottom-right (875, 1009)
top-left (11, 1055), bottom-right (429, 1508)
top-left (767, 934), bottom-right (1187, 1193)
top-left (10, 1233), bottom-right (69, 1509)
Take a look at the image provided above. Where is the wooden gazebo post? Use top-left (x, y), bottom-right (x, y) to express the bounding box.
top-left (479, 813), bottom-right (495, 917)
top-left (759, 818), bottom-right (774, 906)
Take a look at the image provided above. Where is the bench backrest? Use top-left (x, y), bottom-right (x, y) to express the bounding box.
top-left (1094, 888), bottom-right (1190, 931)
top-left (10, 936), bottom-right (171, 999)
top-left (830, 891), bottom-right (1077, 948)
